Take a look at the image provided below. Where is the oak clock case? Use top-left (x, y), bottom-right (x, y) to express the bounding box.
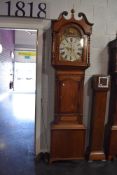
top-left (50, 9), bottom-right (93, 162)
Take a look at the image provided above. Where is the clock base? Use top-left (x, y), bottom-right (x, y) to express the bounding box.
top-left (107, 126), bottom-right (117, 160)
top-left (89, 151), bottom-right (105, 161)
top-left (50, 123), bottom-right (86, 163)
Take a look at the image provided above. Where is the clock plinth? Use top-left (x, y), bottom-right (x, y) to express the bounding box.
top-left (89, 151), bottom-right (106, 161)
top-left (50, 9), bottom-right (93, 162)
top-left (107, 126), bottom-right (117, 160)
top-left (50, 123), bottom-right (86, 162)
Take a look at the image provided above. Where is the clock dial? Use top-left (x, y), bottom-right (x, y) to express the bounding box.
top-left (59, 36), bottom-right (83, 61)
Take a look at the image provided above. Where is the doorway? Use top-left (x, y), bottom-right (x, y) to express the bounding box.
top-left (0, 28), bottom-right (37, 162)
top-left (0, 17), bottom-right (52, 157)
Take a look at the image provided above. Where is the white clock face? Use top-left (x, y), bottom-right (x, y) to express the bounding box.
top-left (59, 36), bottom-right (83, 61)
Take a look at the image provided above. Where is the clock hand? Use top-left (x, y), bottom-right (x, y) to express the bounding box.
top-left (65, 46), bottom-right (71, 51)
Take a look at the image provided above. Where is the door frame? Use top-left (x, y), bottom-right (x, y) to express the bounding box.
top-left (0, 16), bottom-right (51, 156)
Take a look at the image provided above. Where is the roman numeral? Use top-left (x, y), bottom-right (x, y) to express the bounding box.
top-left (77, 52), bottom-right (81, 56)
top-left (61, 51), bottom-right (65, 55)
top-left (65, 55), bottom-right (67, 59)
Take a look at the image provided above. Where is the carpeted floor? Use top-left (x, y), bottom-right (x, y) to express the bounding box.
top-left (35, 159), bottom-right (117, 175)
top-left (0, 93), bottom-right (35, 175)
top-left (0, 93), bottom-right (117, 175)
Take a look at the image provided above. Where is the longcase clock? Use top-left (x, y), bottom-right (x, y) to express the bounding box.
top-left (106, 37), bottom-right (117, 159)
top-left (88, 75), bottom-right (110, 160)
top-left (50, 9), bottom-right (93, 162)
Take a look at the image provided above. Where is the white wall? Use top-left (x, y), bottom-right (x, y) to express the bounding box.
top-left (0, 30), bottom-right (14, 96)
top-left (40, 0), bottom-right (117, 151)
top-left (15, 30), bottom-right (37, 50)
top-left (0, 0), bottom-right (117, 153)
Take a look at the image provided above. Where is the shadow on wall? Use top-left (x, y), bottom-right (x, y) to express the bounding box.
top-left (40, 26), bottom-right (55, 152)
top-left (99, 46), bottom-right (109, 74)
top-left (84, 77), bottom-right (93, 150)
